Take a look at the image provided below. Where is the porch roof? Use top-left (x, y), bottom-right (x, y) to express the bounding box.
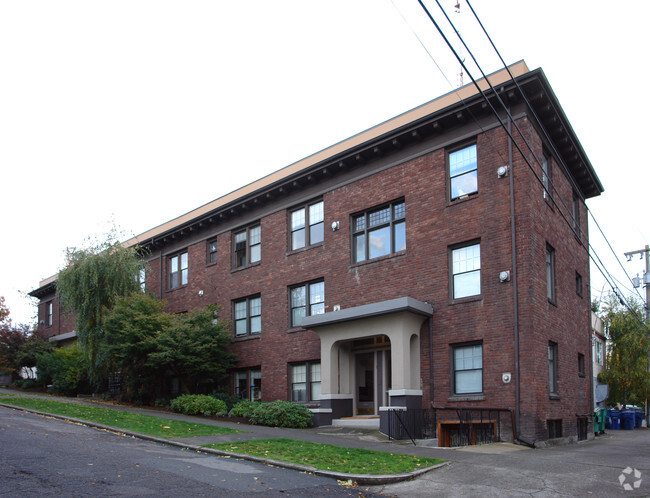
top-left (300, 297), bottom-right (433, 329)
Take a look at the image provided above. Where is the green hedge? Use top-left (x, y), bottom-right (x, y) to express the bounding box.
top-left (170, 394), bottom-right (227, 417)
top-left (249, 400), bottom-right (313, 428)
top-left (228, 400), bottom-right (257, 418)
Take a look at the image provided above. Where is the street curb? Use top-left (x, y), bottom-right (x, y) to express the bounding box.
top-left (0, 401), bottom-right (448, 484)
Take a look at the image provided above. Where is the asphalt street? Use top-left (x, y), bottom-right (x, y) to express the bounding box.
top-left (0, 407), bottom-right (377, 497)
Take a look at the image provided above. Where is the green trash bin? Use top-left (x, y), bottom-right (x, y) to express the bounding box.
top-left (595, 408), bottom-right (607, 435)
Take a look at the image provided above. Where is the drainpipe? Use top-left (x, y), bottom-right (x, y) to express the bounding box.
top-left (508, 114), bottom-right (521, 439)
top-left (429, 316), bottom-right (434, 407)
top-left (158, 244), bottom-right (163, 298)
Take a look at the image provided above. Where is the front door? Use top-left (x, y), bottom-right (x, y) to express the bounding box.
top-left (356, 352), bottom-right (375, 415)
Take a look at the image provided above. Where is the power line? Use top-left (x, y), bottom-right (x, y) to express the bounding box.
top-left (414, 0), bottom-right (647, 326)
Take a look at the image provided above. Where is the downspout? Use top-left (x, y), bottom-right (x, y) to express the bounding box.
top-left (508, 113), bottom-right (522, 440)
top-left (158, 244), bottom-right (163, 298)
top-left (429, 316), bottom-right (434, 406)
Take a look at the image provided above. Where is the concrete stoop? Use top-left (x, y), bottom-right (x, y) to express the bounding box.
top-left (332, 416), bottom-right (380, 429)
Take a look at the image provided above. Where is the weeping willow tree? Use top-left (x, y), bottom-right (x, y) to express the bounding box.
top-left (56, 234), bottom-right (147, 386)
top-left (598, 295), bottom-right (650, 407)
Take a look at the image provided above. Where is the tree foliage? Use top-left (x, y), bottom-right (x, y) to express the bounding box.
top-left (103, 294), bottom-right (237, 402)
top-left (56, 235), bottom-right (147, 383)
top-left (598, 295), bottom-right (650, 407)
top-left (36, 344), bottom-right (89, 395)
top-left (0, 296), bottom-right (10, 325)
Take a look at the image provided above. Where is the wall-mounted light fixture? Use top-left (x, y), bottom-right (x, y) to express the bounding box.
top-left (497, 165), bottom-right (509, 178)
top-left (198, 290), bottom-right (204, 297)
top-left (499, 270), bottom-right (511, 282)
top-left (331, 221), bottom-right (340, 231)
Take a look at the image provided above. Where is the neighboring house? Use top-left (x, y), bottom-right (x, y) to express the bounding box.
top-left (591, 311), bottom-right (607, 408)
top-left (29, 61), bottom-right (603, 444)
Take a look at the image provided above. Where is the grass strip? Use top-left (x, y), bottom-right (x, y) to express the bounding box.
top-left (0, 396), bottom-right (242, 438)
top-left (204, 438), bottom-right (445, 475)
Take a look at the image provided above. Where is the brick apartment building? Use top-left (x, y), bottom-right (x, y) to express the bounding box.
top-left (30, 61), bottom-right (603, 444)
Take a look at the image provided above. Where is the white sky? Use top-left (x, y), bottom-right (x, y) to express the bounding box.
top-left (1, 0), bottom-right (648, 325)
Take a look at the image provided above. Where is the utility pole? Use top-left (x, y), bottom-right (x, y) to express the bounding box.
top-left (625, 244), bottom-right (650, 426)
top-left (625, 244), bottom-right (650, 320)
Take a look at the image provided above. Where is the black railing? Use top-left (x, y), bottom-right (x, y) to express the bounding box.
top-left (384, 405), bottom-right (516, 447)
top-left (385, 408), bottom-right (436, 444)
top-left (432, 405), bottom-right (516, 447)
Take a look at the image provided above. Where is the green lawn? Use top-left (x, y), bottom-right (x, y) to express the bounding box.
top-left (0, 396), bottom-right (242, 438)
top-left (204, 438), bottom-right (445, 475)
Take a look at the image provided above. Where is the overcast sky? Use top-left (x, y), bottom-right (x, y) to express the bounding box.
top-left (1, 0), bottom-right (648, 325)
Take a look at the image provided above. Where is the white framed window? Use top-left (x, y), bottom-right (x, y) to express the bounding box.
top-left (290, 201), bottom-right (324, 250)
top-left (453, 343), bottom-right (483, 394)
top-left (451, 242), bottom-right (481, 299)
top-left (449, 144), bottom-right (478, 200)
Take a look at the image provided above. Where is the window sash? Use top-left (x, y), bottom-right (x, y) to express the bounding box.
top-left (291, 201), bottom-right (324, 250)
top-left (453, 344), bottom-right (482, 394)
top-left (353, 200), bottom-right (405, 263)
top-left (208, 240), bottom-right (217, 264)
top-left (548, 342), bottom-right (558, 393)
top-left (234, 296), bottom-right (261, 336)
top-left (449, 145), bottom-right (478, 200)
top-left (546, 245), bottom-right (556, 303)
top-left (169, 252), bottom-right (188, 289)
top-left (234, 226), bottom-right (261, 267)
top-left (290, 281), bottom-right (324, 326)
top-left (291, 362), bottom-right (321, 402)
top-left (452, 243), bottom-right (481, 299)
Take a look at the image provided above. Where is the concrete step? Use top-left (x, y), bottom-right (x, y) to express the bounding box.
top-left (332, 416), bottom-right (380, 428)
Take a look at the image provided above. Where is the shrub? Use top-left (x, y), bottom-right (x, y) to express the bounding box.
top-left (36, 345), bottom-right (89, 395)
top-left (249, 400), bottom-right (313, 428)
top-left (229, 400), bottom-right (257, 418)
top-left (170, 394), bottom-right (227, 417)
top-left (211, 390), bottom-right (240, 411)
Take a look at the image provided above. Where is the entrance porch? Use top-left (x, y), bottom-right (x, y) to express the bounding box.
top-left (300, 297), bottom-right (433, 430)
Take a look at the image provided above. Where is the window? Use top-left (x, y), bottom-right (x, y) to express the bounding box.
top-left (352, 200), bottom-right (405, 263)
top-left (452, 343), bottom-right (483, 395)
top-left (575, 271), bottom-right (583, 297)
top-left (547, 419), bottom-right (562, 439)
top-left (137, 268), bottom-right (146, 292)
top-left (548, 341), bottom-right (558, 395)
top-left (451, 242), bottom-right (481, 299)
top-left (45, 301), bottom-right (53, 327)
top-left (449, 144), bottom-right (478, 200)
top-left (169, 252), bottom-right (188, 289)
top-left (207, 239), bottom-right (217, 265)
top-left (233, 295), bottom-right (261, 337)
top-left (578, 353), bottom-right (585, 377)
top-left (290, 280), bottom-right (325, 327)
top-left (594, 340), bottom-right (604, 365)
top-left (542, 153), bottom-right (552, 201)
top-left (546, 244), bottom-right (556, 303)
top-left (234, 225), bottom-right (261, 268)
top-left (290, 362), bottom-right (321, 402)
top-left (290, 201), bottom-right (324, 250)
top-left (235, 368), bottom-right (261, 401)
